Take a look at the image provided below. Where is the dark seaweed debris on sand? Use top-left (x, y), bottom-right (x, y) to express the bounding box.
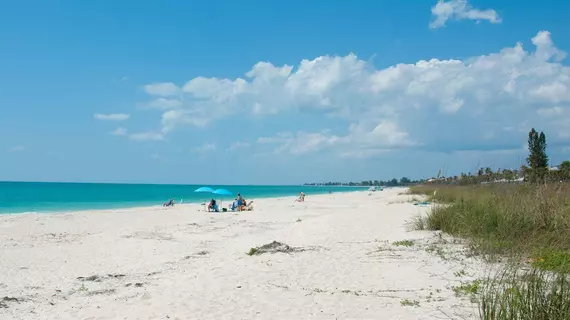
top-left (77, 274), bottom-right (126, 282)
top-left (1, 296), bottom-right (21, 308)
top-left (247, 241), bottom-right (305, 256)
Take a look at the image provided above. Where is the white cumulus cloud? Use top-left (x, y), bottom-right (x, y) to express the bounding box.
top-left (227, 141), bottom-right (250, 151)
top-left (111, 127), bottom-right (128, 136)
top-left (257, 121), bottom-right (416, 156)
top-left (429, 0), bottom-right (501, 29)
top-left (129, 131), bottom-right (165, 142)
top-left (144, 98), bottom-right (183, 110)
top-left (138, 30), bottom-right (570, 157)
top-left (144, 82), bottom-right (180, 97)
top-left (537, 106), bottom-right (565, 118)
top-left (194, 143), bottom-right (217, 152)
top-left (94, 113), bottom-right (130, 121)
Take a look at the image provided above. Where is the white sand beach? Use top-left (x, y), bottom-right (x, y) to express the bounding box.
top-left (0, 188), bottom-right (490, 320)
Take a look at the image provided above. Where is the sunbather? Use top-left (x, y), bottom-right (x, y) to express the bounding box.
top-left (238, 198), bottom-right (247, 211)
top-left (238, 199), bottom-right (254, 211)
top-left (295, 192), bottom-right (305, 202)
top-left (163, 199), bottom-right (175, 207)
top-left (207, 199), bottom-right (219, 212)
top-left (231, 198), bottom-right (238, 211)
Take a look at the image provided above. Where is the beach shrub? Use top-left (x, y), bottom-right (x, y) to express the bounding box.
top-left (479, 268), bottom-right (570, 320)
top-left (411, 183), bottom-right (570, 319)
top-left (392, 240), bottom-right (414, 247)
top-left (530, 250), bottom-right (570, 274)
top-left (411, 183), bottom-right (570, 264)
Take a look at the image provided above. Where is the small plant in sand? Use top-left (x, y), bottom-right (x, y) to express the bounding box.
top-left (411, 215), bottom-right (426, 230)
top-left (452, 279), bottom-right (482, 302)
top-left (425, 291), bottom-right (445, 303)
top-left (400, 299), bottom-right (420, 307)
top-left (296, 218), bottom-right (302, 222)
top-left (454, 269), bottom-right (468, 277)
top-left (371, 246), bottom-right (394, 253)
top-left (529, 250), bottom-right (570, 273)
top-left (392, 240), bottom-right (414, 247)
top-left (341, 289), bottom-right (362, 296)
top-left (425, 244), bottom-right (448, 260)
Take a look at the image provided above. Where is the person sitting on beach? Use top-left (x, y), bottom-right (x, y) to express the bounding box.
top-left (231, 198), bottom-right (239, 211)
top-left (238, 198), bottom-right (248, 211)
top-left (207, 199), bottom-right (218, 212)
top-left (234, 194), bottom-right (246, 210)
top-left (295, 192), bottom-right (305, 202)
top-left (163, 199), bottom-right (175, 207)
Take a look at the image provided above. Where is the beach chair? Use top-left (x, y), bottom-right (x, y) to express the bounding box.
top-left (243, 201), bottom-right (254, 211)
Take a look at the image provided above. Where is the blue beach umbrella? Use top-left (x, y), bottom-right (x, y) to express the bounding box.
top-left (212, 188), bottom-right (233, 207)
top-left (194, 187), bottom-right (214, 208)
top-left (194, 186), bottom-right (214, 193)
top-left (212, 188), bottom-right (232, 196)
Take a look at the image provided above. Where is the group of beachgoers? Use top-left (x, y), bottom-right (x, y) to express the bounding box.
top-left (207, 193), bottom-right (253, 212)
top-left (163, 191), bottom-right (306, 211)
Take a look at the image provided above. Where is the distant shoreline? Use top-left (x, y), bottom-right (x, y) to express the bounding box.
top-left (0, 183), bottom-right (370, 215)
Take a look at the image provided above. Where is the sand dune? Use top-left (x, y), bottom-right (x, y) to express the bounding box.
top-left (0, 188), bottom-right (489, 319)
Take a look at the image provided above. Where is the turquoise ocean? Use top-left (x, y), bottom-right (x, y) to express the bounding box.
top-left (0, 181), bottom-right (366, 214)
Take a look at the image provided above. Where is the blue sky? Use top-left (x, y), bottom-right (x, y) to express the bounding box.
top-left (2, 0), bottom-right (570, 185)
